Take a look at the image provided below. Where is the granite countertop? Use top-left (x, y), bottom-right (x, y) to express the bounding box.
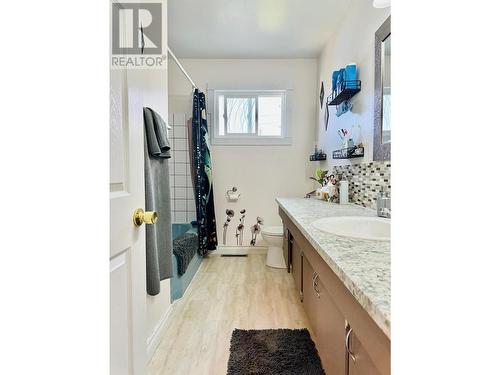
top-left (276, 197), bottom-right (390, 338)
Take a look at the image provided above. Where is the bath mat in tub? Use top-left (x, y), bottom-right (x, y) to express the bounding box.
top-left (227, 328), bottom-right (325, 375)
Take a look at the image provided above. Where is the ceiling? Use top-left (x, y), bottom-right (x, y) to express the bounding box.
top-left (168, 0), bottom-right (350, 59)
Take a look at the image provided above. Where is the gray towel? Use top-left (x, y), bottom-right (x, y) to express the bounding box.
top-left (143, 107), bottom-right (173, 296)
top-left (144, 107), bottom-right (171, 158)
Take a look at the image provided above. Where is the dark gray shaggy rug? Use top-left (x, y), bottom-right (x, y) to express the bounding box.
top-left (227, 329), bottom-right (326, 375)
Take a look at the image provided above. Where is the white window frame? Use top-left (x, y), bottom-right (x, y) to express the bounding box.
top-left (208, 89), bottom-right (292, 146)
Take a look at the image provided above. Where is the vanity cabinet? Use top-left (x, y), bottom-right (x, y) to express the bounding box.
top-left (280, 207), bottom-right (390, 375)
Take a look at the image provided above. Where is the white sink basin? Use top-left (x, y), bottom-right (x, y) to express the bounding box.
top-left (312, 216), bottom-right (390, 242)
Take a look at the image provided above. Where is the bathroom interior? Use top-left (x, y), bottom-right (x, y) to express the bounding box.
top-left (111, 0), bottom-right (391, 374)
top-left (5, 0), bottom-right (500, 374)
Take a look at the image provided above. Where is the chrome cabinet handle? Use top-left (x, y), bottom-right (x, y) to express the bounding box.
top-left (345, 327), bottom-right (356, 363)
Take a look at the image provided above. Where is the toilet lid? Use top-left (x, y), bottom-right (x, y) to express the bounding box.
top-left (261, 226), bottom-right (283, 236)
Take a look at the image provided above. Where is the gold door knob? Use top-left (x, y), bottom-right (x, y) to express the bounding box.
top-left (133, 208), bottom-right (158, 227)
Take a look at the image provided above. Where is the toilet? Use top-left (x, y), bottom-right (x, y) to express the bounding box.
top-left (261, 226), bottom-right (287, 269)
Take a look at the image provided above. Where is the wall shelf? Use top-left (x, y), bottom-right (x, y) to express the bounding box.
top-left (327, 80), bottom-right (361, 106)
top-left (309, 153), bottom-right (327, 161)
top-left (332, 147), bottom-right (364, 159)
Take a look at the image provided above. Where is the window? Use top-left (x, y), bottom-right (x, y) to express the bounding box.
top-left (211, 90), bottom-right (290, 145)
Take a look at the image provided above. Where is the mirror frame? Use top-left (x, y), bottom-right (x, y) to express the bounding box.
top-left (373, 16), bottom-right (391, 161)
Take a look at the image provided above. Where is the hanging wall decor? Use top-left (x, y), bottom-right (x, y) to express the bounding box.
top-left (320, 81), bottom-right (325, 109)
top-left (324, 101), bottom-right (330, 131)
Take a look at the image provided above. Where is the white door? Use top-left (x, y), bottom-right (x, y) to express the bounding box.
top-left (110, 65), bottom-right (147, 374)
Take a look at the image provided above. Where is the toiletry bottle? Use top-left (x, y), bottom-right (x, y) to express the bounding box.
top-left (377, 188), bottom-right (390, 216)
top-left (339, 174), bottom-right (349, 205)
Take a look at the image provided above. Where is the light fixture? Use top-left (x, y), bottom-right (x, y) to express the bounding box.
top-left (373, 0), bottom-right (391, 8)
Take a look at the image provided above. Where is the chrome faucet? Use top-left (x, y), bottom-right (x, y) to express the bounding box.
top-left (377, 188), bottom-right (391, 218)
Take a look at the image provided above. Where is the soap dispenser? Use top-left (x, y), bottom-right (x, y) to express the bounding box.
top-left (339, 173), bottom-right (349, 205)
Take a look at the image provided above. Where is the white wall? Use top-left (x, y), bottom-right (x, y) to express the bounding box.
top-left (169, 59), bottom-right (317, 246)
top-left (316, 0), bottom-right (390, 169)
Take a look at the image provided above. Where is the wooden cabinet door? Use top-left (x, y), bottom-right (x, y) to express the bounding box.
top-left (348, 329), bottom-right (383, 375)
top-left (303, 254), bottom-right (346, 375)
top-left (290, 234), bottom-right (302, 296)
top-left (314, 272), bottom-right (347, 375)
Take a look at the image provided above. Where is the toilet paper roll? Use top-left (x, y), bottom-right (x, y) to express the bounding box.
top-left (227, 193), bottom-right (240, 201)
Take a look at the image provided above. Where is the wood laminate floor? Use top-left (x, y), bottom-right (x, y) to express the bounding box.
top-left (148, 254), bottom-right (312, 375)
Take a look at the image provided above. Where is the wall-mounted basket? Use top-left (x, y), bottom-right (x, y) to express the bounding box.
top-left (332, 146), bottom-right (364, 159)
top-left (309, 153), bottom-right (327, 161)
top-left (327, 80), bottom-right (361, 106)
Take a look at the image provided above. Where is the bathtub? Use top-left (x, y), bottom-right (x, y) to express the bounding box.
top-left (170, 223), bottom-right (203, 301)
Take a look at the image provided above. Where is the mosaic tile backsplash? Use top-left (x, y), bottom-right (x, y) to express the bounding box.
top-left (331, 161), bottom-right (391, 210)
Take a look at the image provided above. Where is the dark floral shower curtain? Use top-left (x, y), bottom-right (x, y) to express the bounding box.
top-left (192, 89), bottom-right (218, 255)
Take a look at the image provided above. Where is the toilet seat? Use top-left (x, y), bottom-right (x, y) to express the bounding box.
top-left (261, 226), bottom-right (283, 237)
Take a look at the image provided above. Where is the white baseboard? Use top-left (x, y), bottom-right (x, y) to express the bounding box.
top-left (146, 303), bottom-right (173, 362)
top-left (208, 246), bottom-right (268, 256)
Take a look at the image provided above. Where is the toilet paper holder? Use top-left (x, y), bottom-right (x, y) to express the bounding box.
top-left (226, 187), bottom-right (240, 201)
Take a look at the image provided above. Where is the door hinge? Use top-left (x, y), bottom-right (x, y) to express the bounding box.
top-left (300, 291), bottom-right (304, 302)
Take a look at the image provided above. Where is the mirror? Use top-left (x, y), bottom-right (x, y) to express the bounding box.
top-left (373, 16), bottom-right (391, 161)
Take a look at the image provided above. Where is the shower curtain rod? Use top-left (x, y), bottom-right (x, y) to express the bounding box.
top-left (167, 46), bottom-right (198, 90)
